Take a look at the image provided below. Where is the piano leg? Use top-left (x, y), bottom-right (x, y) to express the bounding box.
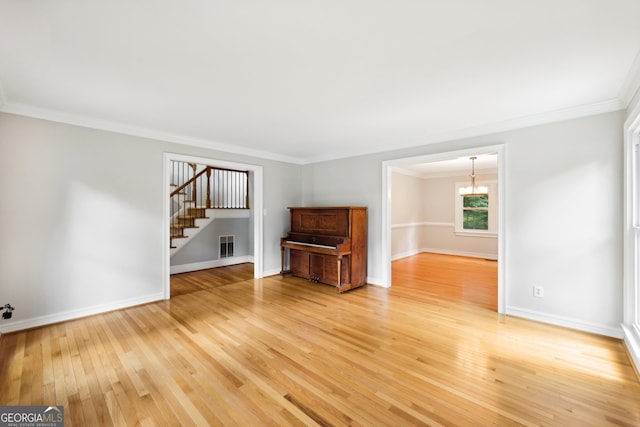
top-left (336, 256), bottom-right (342, 291)
top-left (280, 247), bottom-right (286, 276)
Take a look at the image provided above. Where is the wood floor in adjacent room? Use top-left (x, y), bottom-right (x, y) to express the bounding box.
top-left (1, 255), bottom-right (640, 426)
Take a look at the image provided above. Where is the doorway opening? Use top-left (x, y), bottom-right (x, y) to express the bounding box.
top-left (381, 144), bottom-right (505, 314)
top-left (162, 153), bottom-right (264, 299)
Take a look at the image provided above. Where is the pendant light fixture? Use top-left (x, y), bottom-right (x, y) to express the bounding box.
top-left (459, 156), bottom-right (488, 196)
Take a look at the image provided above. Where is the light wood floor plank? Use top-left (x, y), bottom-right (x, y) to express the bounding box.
top-left (1, 257), bottom-right (640, 426)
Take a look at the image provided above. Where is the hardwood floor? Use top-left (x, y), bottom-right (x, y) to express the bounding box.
top-left (1, 257), bottom-right (639, 426)
top-left (170, 263), bottom-right (256, 298)
top-left (393, 252), bottom-right (498, 311)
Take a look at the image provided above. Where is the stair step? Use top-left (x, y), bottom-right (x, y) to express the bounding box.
top-left (187, 207), bottom-right (209, 218)
top-left (170, 224), bottom-right (199, 230)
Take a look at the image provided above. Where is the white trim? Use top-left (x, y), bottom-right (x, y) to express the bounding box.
top-left (391, 221), bottom-right (498, 237)
top-left (263, 267), bottom-right (283, 277)
top-left (170, 256), bottom-right (253, 275)
top-left (2, 103), bottom-right (300, 164)
top-left (391, 249), bottom-right (423, 261)
top-left (620, 50), bottom-right (640, 108)
top-left (623, 93), bottom-right (640, 374)
top-left (421, 248), bottom-right (497, 260)
top-left (392, 249), bottom-right (498, 261)
top-left (163, 153), bottom-right (264, 300)
top-left (453, 231), bottom-right (498, 238)
top-left (305, 100), bottom-right (621, 164)
top-left (382, 144), bottom-right (507, 313)
top-left (0, 292), bottom-right (164, 334)
top-left (507, 306), bottom-right (623, 339)
top-left (391, 221), bottom-right (454, 229)
top-left (454, 180), bottom-right (498, 236)
top-left (623, 324), bottom-right (640, 375)
top-left (1, 99), bottom-right (622, 166)
top-left (365, 277), bottom-right (385, 287)
top-left (207, 209), bottom-right (251, 219)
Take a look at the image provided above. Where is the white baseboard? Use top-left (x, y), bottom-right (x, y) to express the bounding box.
top-left (391, 249), bottom-right (422, 261)
top-left (622, 324), bottom-right (640, 376)
top-left (422, 248), bottom-right (498, 260)
top-left (0, 292), bottom-right (164, 334)
top-left (392, 248), bottom-right (498, 261)
top-left (170, 256), bottom-right (253, 274)
top-left (366, 276), bottom-right (387, 287)
top-left (507, 306), bottom-right (623, 339)
top-left (263, 267), bottom-right (283, 277)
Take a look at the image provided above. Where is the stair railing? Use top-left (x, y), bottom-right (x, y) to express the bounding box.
top-left (170, 161), bottom-right (249, 247)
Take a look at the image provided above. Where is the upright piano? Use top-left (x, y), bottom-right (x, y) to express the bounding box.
top-left (280, 206), bottom-right (367, 292)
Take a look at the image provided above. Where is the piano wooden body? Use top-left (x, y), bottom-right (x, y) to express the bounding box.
top-left (280, 206), bottom-right (367, 292)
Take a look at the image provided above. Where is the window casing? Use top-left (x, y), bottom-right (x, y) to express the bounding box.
top-left (454, 181), bottom-right (497, 237)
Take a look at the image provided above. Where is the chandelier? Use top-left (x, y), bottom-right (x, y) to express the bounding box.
top-left (459, 156), bottom-right (488, 196)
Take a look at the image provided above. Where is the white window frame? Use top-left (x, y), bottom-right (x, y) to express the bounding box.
top-left (454, 180), bottom-right (498, 237)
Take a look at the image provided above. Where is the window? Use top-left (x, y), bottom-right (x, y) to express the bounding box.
top-left (455, 181), bottom-right (497, 236)
top-left (219, 235), bottom-right (234, 258)
top-left (462, 195), bottom-right (489, 230)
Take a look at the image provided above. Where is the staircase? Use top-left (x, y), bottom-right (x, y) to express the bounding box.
top-left (170, 161), bottom-right (249, 256)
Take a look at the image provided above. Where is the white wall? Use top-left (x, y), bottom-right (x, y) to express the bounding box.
top-left (391, 170), bottom-right (499, 260)
top-left (390, 171), bottom-right (424, 258)
top-left (0, 110), bottom-right (626, 338)
top-left (0, 112), bottom-right (302, 332)
top-left (170, 217), bottom-right (251, 265)
top-left (304, 111), bottom-right (624, 337)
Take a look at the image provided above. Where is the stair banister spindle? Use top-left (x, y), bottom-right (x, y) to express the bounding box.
top-left (189, 163), bottom-right (196, 203)
top-left (169, 162), bottom-right (251, 249)
top-left (224, 169), bottom-right (228, 207)
top-left (216, 168), bottom-right (220, 208)
top-left (206, 167), bottom-right (212, 208)
top-left (245, 171), bottom-right (250, 209)
top-left (170, 167), bottom-right (209, 197)
top-left (235, 172), bottom-right (239, 208)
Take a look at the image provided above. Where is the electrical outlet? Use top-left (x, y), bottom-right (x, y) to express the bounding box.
top-left (533, 286), bottom-right (544, 298)
top-left (2, 303), bottom-right (15, 319)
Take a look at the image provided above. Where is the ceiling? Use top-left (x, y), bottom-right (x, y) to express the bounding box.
top-left (397, 154), bottom-right (498, 178)
top-left (1, 1), bottom-right (639, 164)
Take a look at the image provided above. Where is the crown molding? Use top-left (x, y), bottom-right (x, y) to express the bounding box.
top-left (1, 98), bottom-right (625, 166)
top-left (620, 49), bottom-right (640, 108)
top-left (0, 102), bottom-right (304, 165)
top-left (301, 99), bottom-right (624, 164)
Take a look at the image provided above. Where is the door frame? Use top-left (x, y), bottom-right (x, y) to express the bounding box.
top-left (381, 144), bottom-right (506, 314)
top-left (623, 99), bottom-right (640, 371)
top-left (162, 152), bottom-right (264, 299)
